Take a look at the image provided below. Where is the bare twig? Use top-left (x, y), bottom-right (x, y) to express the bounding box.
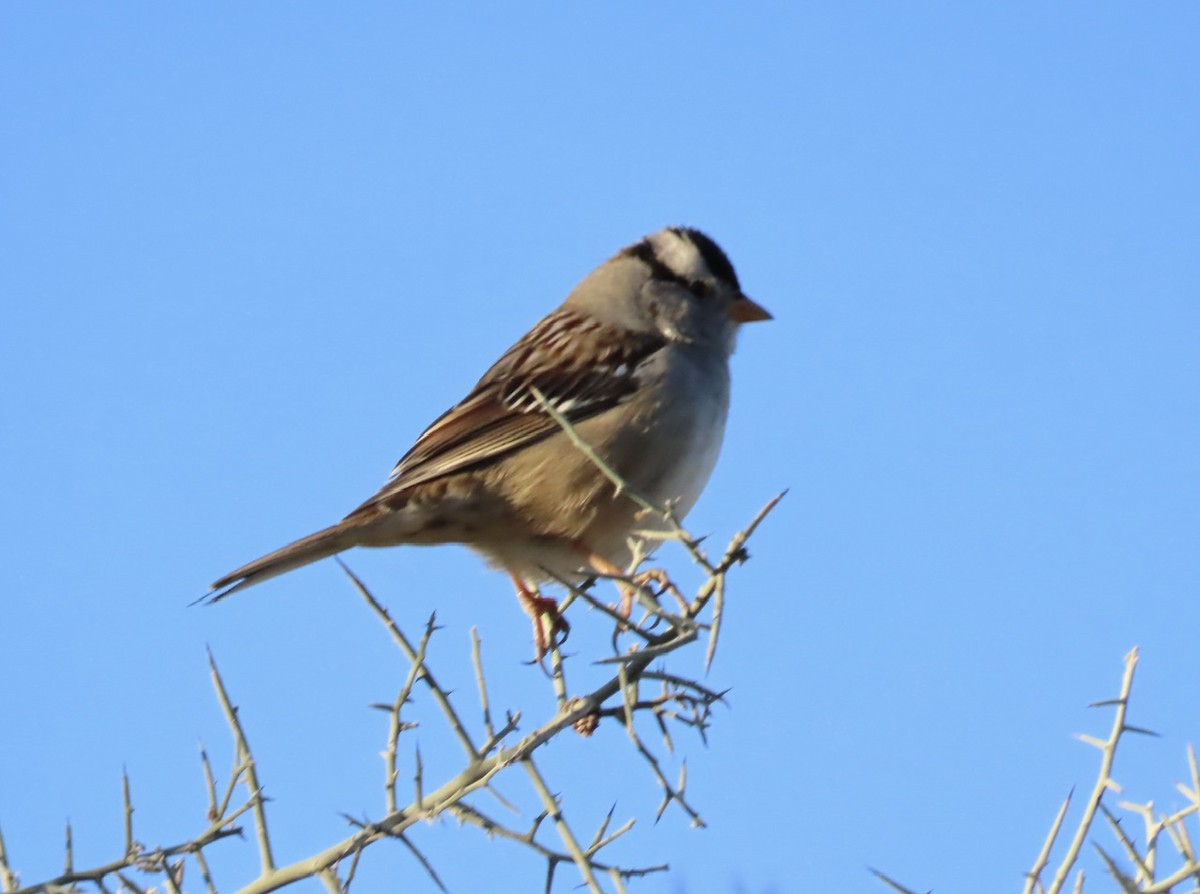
top-left (6, 485), bottom-right (780, 894)
top-left (523, 759), bottom-right (602, 893)
top-left (0, 826), bottom-right (17, 894)
top-left (1024, 789), bottom-right (1073, 894)
top-left (339, 562), bottom-right (480, 761)
top-left (382, 617), bottom-right (435, 813)
top-left (470, 627), bottom-right (496, 745)
top-left (208, 646), bottom-right (275, 873)
top-left (1044, 648), bottom-right (1142, 894)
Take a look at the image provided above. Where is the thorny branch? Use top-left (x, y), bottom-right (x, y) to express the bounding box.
top-left (0, 493), bottom-right (782, 894)
top-left (875, 647), bottom-right (1200, 894)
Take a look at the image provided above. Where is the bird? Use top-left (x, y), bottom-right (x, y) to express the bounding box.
top-left (207, 226), bottom-right (770, 656)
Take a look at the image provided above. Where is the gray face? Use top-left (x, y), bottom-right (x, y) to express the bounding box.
top-left (563, 227), bottom-right (747, 356)
top-left (633, 228), bottom-right (746, 354)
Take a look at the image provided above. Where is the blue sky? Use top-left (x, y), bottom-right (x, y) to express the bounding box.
top-left (2, 4), bottom-right (1198, 892)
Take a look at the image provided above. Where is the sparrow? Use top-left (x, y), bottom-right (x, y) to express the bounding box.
top-left (208, 227), bottom-right (770, 655)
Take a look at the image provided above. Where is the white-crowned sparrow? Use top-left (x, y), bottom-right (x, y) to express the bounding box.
top-left (208, 226), bottom-right (769, 652)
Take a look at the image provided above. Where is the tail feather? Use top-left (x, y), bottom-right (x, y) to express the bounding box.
top-left (203, 520), bottom-right (362, 604)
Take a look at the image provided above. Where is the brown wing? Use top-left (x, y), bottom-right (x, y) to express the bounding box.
top-left (345, 308), bottom-right (665, 516)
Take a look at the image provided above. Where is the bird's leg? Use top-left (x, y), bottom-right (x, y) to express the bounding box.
top-left (629, 567), bottom-right (689, 613)
top-left (585, 553), bottom-right (642, 617)
top-left (510, 575), bottom-right (569, 661)
top-left (586, 554), bottom-right (684, 617)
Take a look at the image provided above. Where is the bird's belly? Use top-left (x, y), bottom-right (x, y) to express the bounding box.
top-left (478, 350), bottom-right (732, 579)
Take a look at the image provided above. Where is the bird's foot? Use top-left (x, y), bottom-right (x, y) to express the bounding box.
top-left (618, 567), bottom-right (677, 617)
top-left (513, 581), bottom-right (570, 662)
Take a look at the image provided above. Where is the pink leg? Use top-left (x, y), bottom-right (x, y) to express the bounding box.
top-left (510, 575), bottom-right (570, 660)
top-left (585, 553), bottom-right (638, 617)
top-left (585, 553), bottom-right (680, 616)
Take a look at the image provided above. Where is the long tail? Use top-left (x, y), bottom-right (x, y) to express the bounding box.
top-left (203, 520), bottom-right (364, 604)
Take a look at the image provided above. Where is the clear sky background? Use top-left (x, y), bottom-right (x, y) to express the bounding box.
top-left (2, 4), bottom-right (1198, 893)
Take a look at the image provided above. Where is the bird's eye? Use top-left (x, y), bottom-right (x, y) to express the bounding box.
top-left (689, 280), bottom-right (713, 299)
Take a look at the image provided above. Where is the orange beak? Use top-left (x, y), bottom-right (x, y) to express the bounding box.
top-left (729, 294), bottom-right (773, 323)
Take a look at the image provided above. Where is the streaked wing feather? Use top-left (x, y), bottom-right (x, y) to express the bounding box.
top-left (348, 309), bottom-right (665, 514)
top-left (389, 400), bottom-right (561, 487)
